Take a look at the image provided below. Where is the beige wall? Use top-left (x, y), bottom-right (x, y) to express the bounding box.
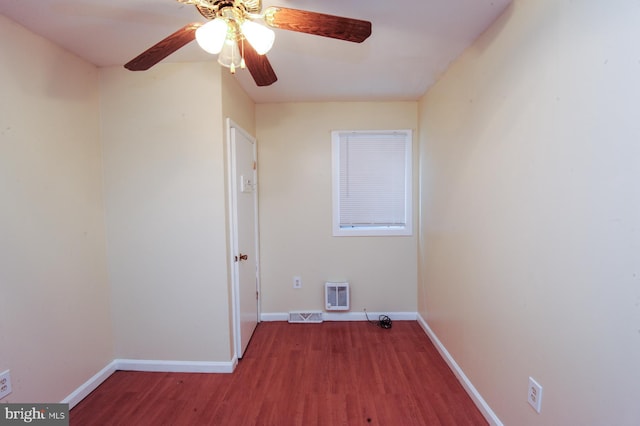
top-left (100, 63), bottom-right (234, 361)
top-left (418, 0), bottom-right (640, 424)
top-left (256, 102), bottom-right (418, 315)
top-left (221, 71), bottom-right (256, 136)
top-left (0, 16), bottom-right (113, 402)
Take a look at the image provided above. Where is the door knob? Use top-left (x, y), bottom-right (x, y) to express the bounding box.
top-left (238, 253), bottom-right (248, 261)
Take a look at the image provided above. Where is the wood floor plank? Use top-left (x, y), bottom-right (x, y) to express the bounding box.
top-left (70, 321), bottom-right (487, 425)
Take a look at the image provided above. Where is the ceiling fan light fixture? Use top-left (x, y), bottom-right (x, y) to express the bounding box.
top-left (240, 20), bottom-right (275, 55)
top-left (195, 18), bottom-right (228, 54)
top-left (218, 36), bottom-right (243, 73)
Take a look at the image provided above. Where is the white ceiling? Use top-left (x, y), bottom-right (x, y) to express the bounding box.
top-left (0, 0), bottom-right (511, 103)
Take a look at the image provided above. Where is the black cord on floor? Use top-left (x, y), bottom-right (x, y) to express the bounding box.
top-left (364, 309), bottom-right (392, 329)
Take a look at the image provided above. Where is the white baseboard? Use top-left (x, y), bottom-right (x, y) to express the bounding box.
top-left (61, 360), bottom-right (118, 409)
top-left (115, 358), bottom-right (237, 374)
top-left (416, 314), bottom-right (503, 426)
top-left (61, 358), bottom-right (237, 409)
top-left (260, 312), bottom-right (289, 321)
top-left (261, 311), bottom-right (417, 322)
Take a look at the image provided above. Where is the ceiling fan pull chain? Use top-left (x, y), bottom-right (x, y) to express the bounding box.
top-left (240, 38), bottom-right (247, 69)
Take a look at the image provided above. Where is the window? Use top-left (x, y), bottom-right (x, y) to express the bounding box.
top-left (331, 130), bottom-right (412, 236)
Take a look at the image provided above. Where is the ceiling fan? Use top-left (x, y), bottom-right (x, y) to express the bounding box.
top-left (124, 0), bottom-right (372, 87)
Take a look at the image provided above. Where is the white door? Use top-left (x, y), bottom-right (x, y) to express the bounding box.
top-left (228, 120), bottom-right (259, 358)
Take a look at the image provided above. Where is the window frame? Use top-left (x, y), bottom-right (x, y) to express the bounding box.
top-left (331, 129), bottom-right (413, 237)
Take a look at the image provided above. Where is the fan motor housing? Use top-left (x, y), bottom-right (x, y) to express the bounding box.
top-left (195, 0), bottom-right (262, 20)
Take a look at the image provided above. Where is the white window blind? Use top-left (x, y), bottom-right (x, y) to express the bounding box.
top-left (331, 130), bottom-right (412, 236)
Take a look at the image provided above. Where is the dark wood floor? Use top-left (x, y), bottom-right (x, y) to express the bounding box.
top-left (71, 321), bottom-right (487, 425)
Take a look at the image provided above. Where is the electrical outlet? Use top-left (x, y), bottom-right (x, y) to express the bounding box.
top-left (0, 370), bottom-right (12, 400)
top-left (293, 276), bottom-right (302, 289)
top-left (528, 377), bottom-right (543, 413)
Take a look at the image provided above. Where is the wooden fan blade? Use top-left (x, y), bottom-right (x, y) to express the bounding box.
top-left (242, 41), bottom-right (278, 87)
top-left (125, 23), bottom-right (202, 71)
top-left (264, 7), bottom-right (371, 43)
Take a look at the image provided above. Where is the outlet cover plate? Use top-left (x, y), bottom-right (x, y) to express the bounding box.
top-left (0, 370), bottom-right (12, 400)
top-left (528, 377), bottom-right (543, 413)
top-left (293, 276), bottom-right (302, 289)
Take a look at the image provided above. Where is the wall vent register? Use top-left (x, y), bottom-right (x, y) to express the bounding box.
top-left (288, 311), bottom-right (323, 323)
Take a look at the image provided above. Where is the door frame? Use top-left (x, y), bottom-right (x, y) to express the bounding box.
top-left (226, 118), bottom-right (261, 359)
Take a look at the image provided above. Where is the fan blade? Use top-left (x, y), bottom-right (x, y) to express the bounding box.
top-left (242, 41), bottom-right (278, 87)
top-left (264, 7), bottom-right (371, 43)
top-left (125, 23), bottom-right (202, 71)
